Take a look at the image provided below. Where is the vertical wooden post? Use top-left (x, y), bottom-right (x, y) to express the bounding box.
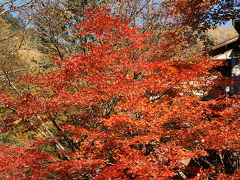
top-left (231, 57), bottom-right (240, 95)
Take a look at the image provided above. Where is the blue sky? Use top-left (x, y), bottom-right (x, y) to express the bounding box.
top-left (222, 20), bottom-right (232, 27)
top-left (0, 0), bottom-right (235, 28)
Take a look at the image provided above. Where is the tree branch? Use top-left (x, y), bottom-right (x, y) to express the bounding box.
top-left (49, 114), bottom-right (79, 152)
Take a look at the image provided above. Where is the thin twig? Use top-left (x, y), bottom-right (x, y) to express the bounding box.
top-left (0, 63), bottom-right (53, 77)
top-left (1, 67), bottom-right (22, 95)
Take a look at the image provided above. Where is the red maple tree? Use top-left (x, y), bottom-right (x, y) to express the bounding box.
top-left (0, 6), bottom-right (239, 179)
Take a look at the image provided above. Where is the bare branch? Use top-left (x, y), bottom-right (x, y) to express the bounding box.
top-left (0, 32), bottom-right (18, 43)
top-left (0, 67), bottom-right (22, 95)
top-left (0, 30), bottom-right (26, 67)
top-left (36, 115), bottom-right (70, 160)
top-left (0, 0), bottom-right (34, 16)
top-left (0, 0), bottom-right (15, 7)
top-left (0, 99), bottom-right (70, 160)
top-left (0, 63), bottom-right (53, 77)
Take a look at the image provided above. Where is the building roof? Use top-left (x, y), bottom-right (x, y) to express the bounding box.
top-left (210, 35), bottom-right (240, 57)
top-left (211, 36), bottom-right (239, 51)
top-left (212, 49), bottom-right (233, 61)
top-left (210, 19), bottom-right (240, 56)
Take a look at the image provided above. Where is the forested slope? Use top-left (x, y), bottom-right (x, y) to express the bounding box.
top-left (208, 26), bottom-right (238, 45)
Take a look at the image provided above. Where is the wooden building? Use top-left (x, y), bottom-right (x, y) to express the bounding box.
top-left (210, 19), bottom-right (240, 96)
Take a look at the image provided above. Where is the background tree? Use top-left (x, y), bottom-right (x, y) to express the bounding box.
top-left (207, 26), bottom-right (238, 44)
top-left (105, 0), bottom-right (240, 48)
top-left (0, 0), bottom-right (106, 147)
top-left (0, 6), bottom-right (51, 146)
top-left (27, 0), bottom-right (105, 60)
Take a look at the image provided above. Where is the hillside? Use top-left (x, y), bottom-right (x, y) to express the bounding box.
top-left (207, 26), bottom-right (238, 45)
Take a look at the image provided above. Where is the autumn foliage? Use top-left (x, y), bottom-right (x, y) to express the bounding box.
top-left (0, 7), bottom-right (239, 179)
